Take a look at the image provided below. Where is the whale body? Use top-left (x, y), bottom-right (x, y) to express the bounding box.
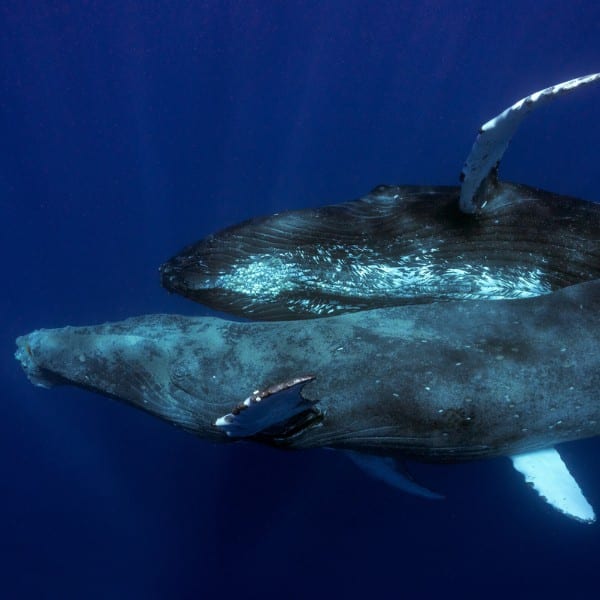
top-left (160, 182), bottom-right (600, 320)
top-left (17, 281), bottom-right (600, 457)
top-left (15, 281), bottom-right (600, 521)
top-left (161, 73), bottom-right (600, 321)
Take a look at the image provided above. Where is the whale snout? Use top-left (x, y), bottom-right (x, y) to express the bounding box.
top-left (159, 253), bottom-right (210, 295)
top-left (15, 331), bottom-right (73, 389)
top-left (15, 333), bottom-right (51, 388)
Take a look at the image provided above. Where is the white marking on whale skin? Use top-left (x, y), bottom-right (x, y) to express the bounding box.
top-left (205, 249), bottom-right (552, 316)
top-left (460, 72), bottom-right (600, 213)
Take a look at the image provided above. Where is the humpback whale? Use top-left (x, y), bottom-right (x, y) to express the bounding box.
top-left (15, 73), bottom-right (600, 523)
top-left (15, 281), bottom-right (600, 522)
top-left (160, 74), bottom-right (600, 320)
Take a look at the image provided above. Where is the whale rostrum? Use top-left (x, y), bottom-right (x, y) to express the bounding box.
top-left (16, 281), bottom-right (600, 522)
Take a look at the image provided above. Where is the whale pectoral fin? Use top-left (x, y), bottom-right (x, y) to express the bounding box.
top-left (214, 375), bottom-right (320, 439)
top-left (510, 448), bottom-right (595, 524)
top-left (460, 72), bottom-right (600, 214)
top-left (346, 451), bottom-right (444, 500)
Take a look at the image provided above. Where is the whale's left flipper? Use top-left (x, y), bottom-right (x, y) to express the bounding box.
top-left (347, 451), bottom-right (444, 500)
top-left (460, 72), bottom-right (600, 214)
top-left (511, 448), bottom-right (595, 524)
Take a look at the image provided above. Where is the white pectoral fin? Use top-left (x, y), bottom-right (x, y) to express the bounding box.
top-left (346, 451), bottom-right (443, 500)
top-left (460, 72), bottom-right (600, 214)
top-left (511, 448), bottom-right (595, 524)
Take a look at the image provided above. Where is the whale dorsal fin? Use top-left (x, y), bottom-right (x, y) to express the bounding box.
top-left (511, 447), bottom-right (595, 524)
top-left (214, 375), bottom-right (320, 439)
top-left (460, 72), bottom-right (600, 214)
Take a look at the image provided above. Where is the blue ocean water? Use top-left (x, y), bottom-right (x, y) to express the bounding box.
top-left (1, 1), bottom-right (599, 598)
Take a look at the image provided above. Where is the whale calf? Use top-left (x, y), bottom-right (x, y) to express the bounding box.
top-left (16, 280), bottom-right (600, 522)
top-left (160, 74), bottom-right (600, 320)
top-left (160, 182), bottom-right (600, 320)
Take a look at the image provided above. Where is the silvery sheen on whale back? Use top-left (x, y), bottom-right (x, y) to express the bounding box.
top-left (16, 73), bottom-right (600, 523)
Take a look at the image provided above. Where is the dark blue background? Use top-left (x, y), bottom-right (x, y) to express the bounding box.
top-left (2, 2), bottom-right (599, 598)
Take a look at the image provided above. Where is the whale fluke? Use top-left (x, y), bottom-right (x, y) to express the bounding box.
top-left (459, 72), bottom-right (600, 213)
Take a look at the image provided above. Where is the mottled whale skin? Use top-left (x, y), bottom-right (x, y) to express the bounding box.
top-left (16, 280), bottom-right (600, 461)
top-left (160, 181), bottom-right (600, 320)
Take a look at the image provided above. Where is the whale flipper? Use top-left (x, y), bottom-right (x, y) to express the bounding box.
top-left (511, 448), bottom-right (595, 524)
top-left (347, 451), bottom-right (443, 500)
top-left (460, 72), bottom-right (600, 214)
top-left (214, 375), bottom-right (320, 439)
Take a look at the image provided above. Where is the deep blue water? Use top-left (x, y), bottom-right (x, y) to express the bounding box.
top-left (2, 2), bottom-right (599, 598)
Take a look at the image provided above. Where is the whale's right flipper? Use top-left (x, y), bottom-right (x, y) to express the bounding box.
top-left (511, 447), bottom-right (595, 524)
top-left (460, 72), bottom-right (600, 214)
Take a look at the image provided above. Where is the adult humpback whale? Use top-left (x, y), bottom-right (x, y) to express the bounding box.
top-left (15, 281), bottom-right (600, 522)
top-left (15, 73), bottom-right (600, 523)
top-left (161, 74), bottom-right (600, 320)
